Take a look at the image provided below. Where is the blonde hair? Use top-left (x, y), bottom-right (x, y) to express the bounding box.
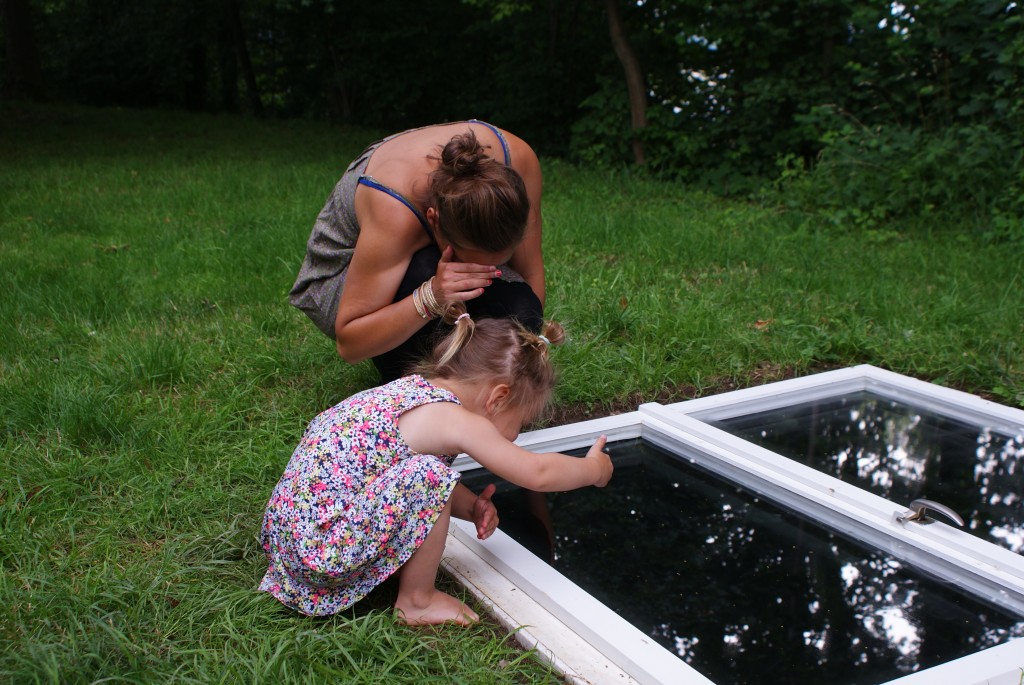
top-left (414, 316), bottom-right (566, 421)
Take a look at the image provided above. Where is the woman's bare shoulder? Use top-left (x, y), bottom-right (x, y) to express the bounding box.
top-left (369, 124), bottom-right (464, 167)
top-left (350, 187), bottom-right (428, 254)
top-left (504, 130), bottom-right (541, 179)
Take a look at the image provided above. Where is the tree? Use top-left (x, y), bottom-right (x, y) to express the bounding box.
top-left (1, 0), bottom-right (46, 100)
top-left (223, 0), bottom-right (262, 115)
top-left (604, 0), bottom-right (646, 165)
top-left (14, 0), bottom-right (1021, 226)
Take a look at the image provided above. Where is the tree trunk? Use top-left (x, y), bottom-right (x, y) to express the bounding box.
top-left (229, 0), bottom-right (263, 116)
top-left (184, 43), bottom-right (209, 111)
top-left (218, 0), bottom-right (240, 112)
top-left (1, 0), bottom-right (46, 100)
top-left (604, 0), bottom-right (646, 165)
top-left (327, 45), bottom-right (352, 120)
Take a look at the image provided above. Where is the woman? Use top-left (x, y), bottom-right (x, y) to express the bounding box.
top-left (290, 120), bottom-right (545, 381)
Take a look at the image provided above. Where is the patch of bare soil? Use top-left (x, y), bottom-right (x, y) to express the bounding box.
top-left (539, 360), bottom-right (1014, 429)
top-left (537, 361), bottom-right (840, 429)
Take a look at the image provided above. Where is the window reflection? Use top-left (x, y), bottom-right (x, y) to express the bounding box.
top-left (461, 441), bottom-right (1024, 684)
top-left (712, 392), bottom-right (1024, 555)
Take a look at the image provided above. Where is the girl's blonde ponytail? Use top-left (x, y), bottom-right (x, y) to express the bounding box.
top-left (435, 305), bottom-right (475, 367)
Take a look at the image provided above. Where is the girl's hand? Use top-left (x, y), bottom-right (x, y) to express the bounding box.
top-left (433, 245), bottom-right (501, 306)
top-left (587, 435), bottom-right (614, 487)
top-left (472, 483), bottom-right (500, 540)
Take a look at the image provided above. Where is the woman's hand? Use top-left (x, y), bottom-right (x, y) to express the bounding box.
top-left (472, 483), bottom-right (500, 540)
top-left (433, 245), bottom-right (502, 307)
top-left (586, 435), bottom-right (614, 487)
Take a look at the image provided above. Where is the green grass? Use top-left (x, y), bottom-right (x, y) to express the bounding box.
top-left (1, 103), bottom-right (1022, 683)
top-left (541, 162), bottom-right (1024, 409)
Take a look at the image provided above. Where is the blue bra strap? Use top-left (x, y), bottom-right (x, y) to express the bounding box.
top-left (468, 119), bottom-right (512, 166)
top-left (357, 175), bottom-right (432, 236)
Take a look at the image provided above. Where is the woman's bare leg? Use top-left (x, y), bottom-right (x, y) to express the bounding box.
top-left (394, 497), bottom-right (479, 626)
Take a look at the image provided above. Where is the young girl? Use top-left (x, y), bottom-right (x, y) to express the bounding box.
top-left (259, 315), bottom-right (613, 625)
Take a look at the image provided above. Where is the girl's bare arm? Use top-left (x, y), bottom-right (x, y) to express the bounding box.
top-left (401, 403), bottom-right (611, 492)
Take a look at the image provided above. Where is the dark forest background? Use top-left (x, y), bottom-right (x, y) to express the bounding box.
top-left (3, 0), bottom-right (1022, 232)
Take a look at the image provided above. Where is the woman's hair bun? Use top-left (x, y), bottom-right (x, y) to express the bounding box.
top-left (441, 131), bottom-right (487, 177)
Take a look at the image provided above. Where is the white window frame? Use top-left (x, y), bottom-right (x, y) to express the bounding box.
top-left (444, 365), bottom-right (1024, 685)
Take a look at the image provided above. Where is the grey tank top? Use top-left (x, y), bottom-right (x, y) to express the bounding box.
top-left (288, 121), bottom-right (513, 339)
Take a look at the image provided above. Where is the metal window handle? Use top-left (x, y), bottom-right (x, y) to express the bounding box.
top-left (895, 498), bottom-right (965, 527)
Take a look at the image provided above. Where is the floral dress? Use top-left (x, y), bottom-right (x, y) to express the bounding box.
top-left (259, 375), bottom-right (461, 615)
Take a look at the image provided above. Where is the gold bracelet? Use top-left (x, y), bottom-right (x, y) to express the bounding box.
top-left (418, 278), bottom-right (445, 319)
top-left (412, 288), bottom-right (430, 319)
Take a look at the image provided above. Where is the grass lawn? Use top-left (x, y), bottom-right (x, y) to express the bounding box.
top-left (1, 103), bottom-right (1021, 683)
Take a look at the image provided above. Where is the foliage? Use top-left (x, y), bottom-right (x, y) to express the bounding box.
top-left (841, 0), bottom-right (1024, 131)
top-left (563, 0), bottom-right (1024, 229)
top-left (18, 0), bottom-right (211, 108)
top-left (2, 0), bottom-right (608, 156)
top-left (769, 107), bottom-right (1024, 238)
top-left (566, 0), bottom-right (858, 176)
top-left (765, 0), bottom-right (1024, 236)
top-left (4, 0), bottom-right (1023, 225)
top-left (568, 73), bottom-right (633, 169)
top-left (445, 0), bottom-right (609, 155)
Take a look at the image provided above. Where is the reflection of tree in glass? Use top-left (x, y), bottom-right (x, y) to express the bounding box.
top-left (481, 442), bottom-right (1024, 685)
top-left (974, 429), bottom-right (1024, 553)
top-left (713, 392), bottom-right (1024, 554)
top-left (837, 553), bottom-right (1024, 673)
top-left (838, 557), bottom-right (922, 672)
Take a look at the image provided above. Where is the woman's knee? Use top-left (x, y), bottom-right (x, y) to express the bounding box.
top-left (468, 280), bottom-right (543, 331)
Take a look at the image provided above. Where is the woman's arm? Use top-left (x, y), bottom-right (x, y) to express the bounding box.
top-left (506, 134), bottom-right (545, 307)
top-left (333, 193), bottom-right (433, 363)
top-left (335, 185), bottom-right (509, 363)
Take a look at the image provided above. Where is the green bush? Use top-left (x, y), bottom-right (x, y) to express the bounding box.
top-left (769, 107), bottom-right (1024, 238)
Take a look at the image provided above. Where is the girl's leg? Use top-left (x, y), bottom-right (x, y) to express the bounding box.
top-left (394, 496), bottom-right (479, 626)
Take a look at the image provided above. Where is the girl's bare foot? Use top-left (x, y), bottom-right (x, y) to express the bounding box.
top-left (394, 589), bottom-right (479, 626)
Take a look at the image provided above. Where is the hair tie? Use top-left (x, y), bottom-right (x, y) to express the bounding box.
top-left (455, 312), bottom-right (471, 323)
top-left (538, 335), bottom-right (550, 345)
